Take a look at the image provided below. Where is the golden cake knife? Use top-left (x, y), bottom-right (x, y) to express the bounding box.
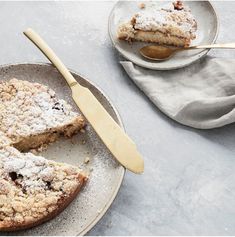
top-left (23, 28), bottom-right (144, 174)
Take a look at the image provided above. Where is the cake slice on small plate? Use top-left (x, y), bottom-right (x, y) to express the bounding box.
top-left (117, 1), bottom-right (197, 47)
top-left (0, 145), bottom-right (87, 231)
top-left (0, 78), bottom-right (85, 151)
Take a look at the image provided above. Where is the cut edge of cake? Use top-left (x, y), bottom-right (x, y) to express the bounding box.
top-left (13, 115), bottom-right (85, 152)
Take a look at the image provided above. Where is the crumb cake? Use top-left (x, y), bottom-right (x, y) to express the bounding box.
top-left (117, 1), bottom-right (197, 47)
top-left (0, 145), bottom-right (87, 231)
top-left (0, 79), bottom-right (88, 231)
top-left (0, 78), bottom-right (85, 151)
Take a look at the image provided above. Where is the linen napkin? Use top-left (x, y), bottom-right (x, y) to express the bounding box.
top-left (121, 57), bottom-right (235, 129)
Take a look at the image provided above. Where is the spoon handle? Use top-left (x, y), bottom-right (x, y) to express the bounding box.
top-left (190, 43), bottom-right (235, 49)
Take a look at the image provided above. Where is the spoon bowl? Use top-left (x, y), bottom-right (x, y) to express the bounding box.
top-left (140, 45), bottom-right (178, 61)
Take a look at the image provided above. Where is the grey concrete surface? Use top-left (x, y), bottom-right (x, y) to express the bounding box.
top-left (1, 1), bottom-right (235, 235)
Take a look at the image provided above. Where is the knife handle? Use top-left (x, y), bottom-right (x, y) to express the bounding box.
top-left (23, 28), bottom-right (79, 88)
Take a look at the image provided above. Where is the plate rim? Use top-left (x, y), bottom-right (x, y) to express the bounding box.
top-left (108, 0), bottom-right (220, 70)
top-left (0, 62), bottom-right (125, 236)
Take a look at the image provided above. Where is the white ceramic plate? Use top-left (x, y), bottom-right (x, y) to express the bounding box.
top-left (109, 0), bottom-right (219, 70)
top-left (0, 63), bottom-right (125, 236)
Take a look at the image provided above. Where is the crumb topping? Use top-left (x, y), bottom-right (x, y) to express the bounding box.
top-left (132, 1), bottom-right (197, 39)
top-left (0, 79), bottom-right (81, 143)
top-left (117, 22), bottom-right (136, 41)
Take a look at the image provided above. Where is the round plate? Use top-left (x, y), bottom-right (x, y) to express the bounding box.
top-left (109, 0), bottom-right (219, 70)
top-left (0, 63), bottom-right (125, 236)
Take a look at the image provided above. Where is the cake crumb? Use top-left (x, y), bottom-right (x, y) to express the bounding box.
top-left (29, 144), bottom-right (48, 154)
top-left (80, 128), bottom-right (86, 134)
top-left (40, 144), bottom-right (49, 151)
top-left (82, 139), bottom-right (86, 145)
top-left (139, 3), bottom-right (146, 9)
top-left (84, 157), bottom-right (90, 164)
top-left (173, 1), bottom-right (184, 10)
top-left (70, 137), bottom-right (76, 145)
top-left (30, 149), bottom-right (38, 155)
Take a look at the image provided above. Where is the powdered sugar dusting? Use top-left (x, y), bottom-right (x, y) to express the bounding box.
top-left (4, 158), bottom-right (26, 172)
top-left (133, 2), bottom-right (197, 39)
top-left (1, 147), bottom-right (54, 189)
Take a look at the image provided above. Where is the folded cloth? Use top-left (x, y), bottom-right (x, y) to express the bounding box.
top-left (121, 57), bottom-right (235, 129)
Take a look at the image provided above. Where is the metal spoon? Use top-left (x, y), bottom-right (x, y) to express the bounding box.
top-left (140, 43), bottom-right (235, 61)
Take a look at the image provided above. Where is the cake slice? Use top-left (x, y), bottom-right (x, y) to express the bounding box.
top-left (0, 78), bottom-right (85, 151)
top-left (0, 145), bottom-right (87, 231)
top-left (117, 1), bottom-right (197, 47)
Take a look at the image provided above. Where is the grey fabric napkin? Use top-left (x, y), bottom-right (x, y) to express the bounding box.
top-left (121, 57), bottom-right (235, 129)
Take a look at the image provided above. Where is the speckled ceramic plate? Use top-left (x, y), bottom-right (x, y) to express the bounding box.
top-left (109, 0), bottom-right (219, 70)
top-left (0, 63), bottom-right (125, 236)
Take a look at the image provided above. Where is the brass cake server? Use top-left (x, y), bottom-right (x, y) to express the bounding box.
top-left (23, 28), bottom-right (144, 174)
